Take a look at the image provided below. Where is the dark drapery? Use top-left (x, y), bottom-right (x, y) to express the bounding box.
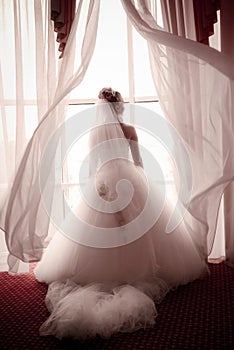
top-left (193, 0), bottom-right (220, 44)
top-left (51, 0), bottom-right (76, 58)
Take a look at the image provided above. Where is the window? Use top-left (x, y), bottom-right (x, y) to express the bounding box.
top-left (69, 0), bottom-right (161, 103)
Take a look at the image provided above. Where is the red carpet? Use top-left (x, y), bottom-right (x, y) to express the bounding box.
top-left (0, 263), bottom-right (233, 350)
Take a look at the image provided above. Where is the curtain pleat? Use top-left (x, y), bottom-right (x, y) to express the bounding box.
top-left (13, 0), bottom-right (26, 166)
top-left (34, 0), bottom-right (57, 121)
top-left (0, 66), bottom-right (9, 184)
top-left (160, 0), bottom-right (196, 39)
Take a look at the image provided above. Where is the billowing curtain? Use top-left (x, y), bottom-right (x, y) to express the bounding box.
top-left (121, 0), bottom-right (234, 264)
top-left (159, 1), bottom-right (224, 261)
top-left (0, 0), bottom-right (100, 273)
top-left (159, 0), bottom-right (233, 265)
top-left (0, 0), bottom-right (57, 272)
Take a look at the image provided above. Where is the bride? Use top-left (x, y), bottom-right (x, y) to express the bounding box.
top-left (35, 87), bottom-right (208, 340)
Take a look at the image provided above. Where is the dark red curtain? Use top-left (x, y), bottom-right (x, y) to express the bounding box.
top-left (193, 0), bottom-right (220, 44)
top-left (51, 0), bottom-right (76, 58)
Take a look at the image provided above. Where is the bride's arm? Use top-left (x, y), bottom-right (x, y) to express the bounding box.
top-left (130, 139), bottom-right (143, 168)
top-left (128, 126), bottom-right (143, 168)
top-left (89, 148), bottom-right (98, 176)
top-left (88, 130), bottom-right (99, 176)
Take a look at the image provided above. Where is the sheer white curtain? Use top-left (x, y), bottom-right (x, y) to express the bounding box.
top-left (121, 0), bottom-right (234, 263)
top-left (157, 1), bottom-right (225, 262)
top-left (0, 0), bottom-right (57, 271)
top-left (0, 0), bottom-right (100, 273)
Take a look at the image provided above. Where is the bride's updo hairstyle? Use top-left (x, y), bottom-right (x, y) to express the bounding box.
top-left (98, 87), bottom-right (124, 116)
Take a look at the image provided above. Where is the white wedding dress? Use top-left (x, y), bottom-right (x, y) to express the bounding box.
top-left (35, 101), bottom-right (208, 340)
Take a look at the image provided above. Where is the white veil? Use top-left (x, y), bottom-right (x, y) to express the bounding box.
top-left (88, 99), bottom-right (130, 177)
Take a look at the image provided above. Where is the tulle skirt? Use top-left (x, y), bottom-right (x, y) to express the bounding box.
top-left (35, 160), bottom-right (208, 339)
